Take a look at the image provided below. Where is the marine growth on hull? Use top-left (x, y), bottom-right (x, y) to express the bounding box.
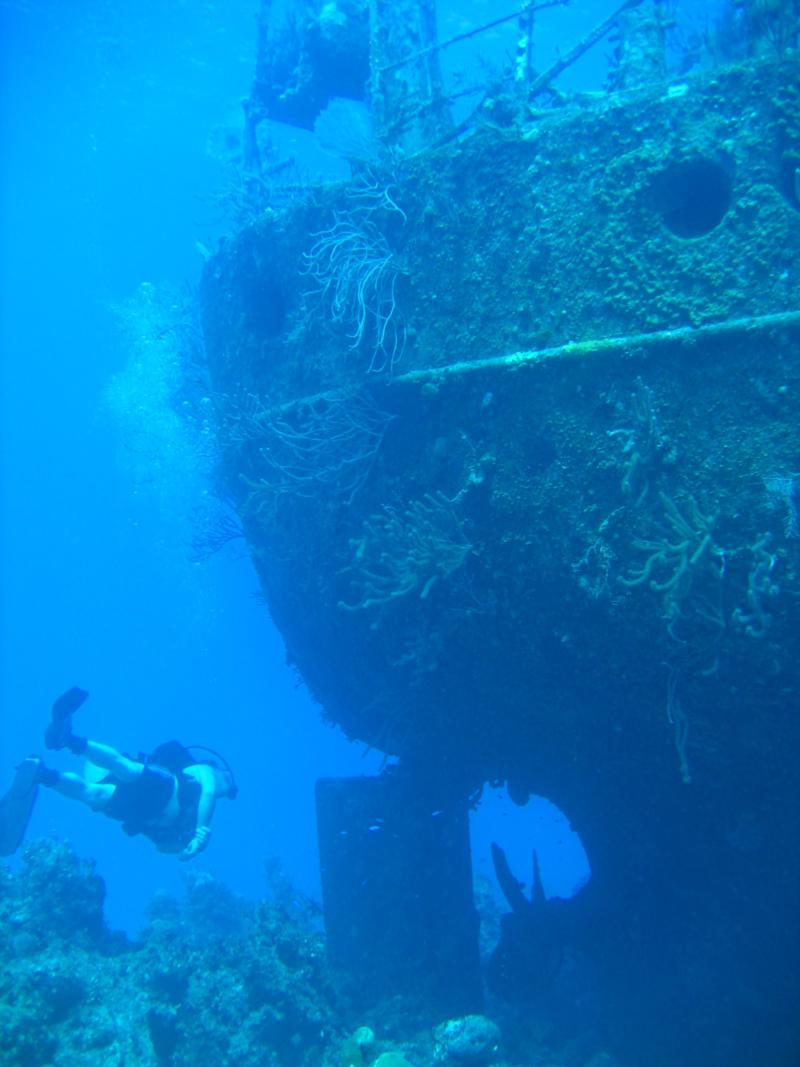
top-left (203, 0), bottom-right (800, 794)
top-left (195, 4), bottom-right (800, 1060)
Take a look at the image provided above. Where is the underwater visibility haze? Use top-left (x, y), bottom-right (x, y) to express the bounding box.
top-left (1, 1), bottom-right (799, 1065)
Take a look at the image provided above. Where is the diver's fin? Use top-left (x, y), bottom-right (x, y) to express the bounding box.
top-left (0, 758), bottom-right (41, 857)
top-left (51, 686), bottom-right (89, 720)
top-left (46, 685), bottom-right (89, 750)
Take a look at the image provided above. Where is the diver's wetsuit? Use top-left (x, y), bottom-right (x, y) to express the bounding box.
top-left (102, 764), bottom-right (201, 850)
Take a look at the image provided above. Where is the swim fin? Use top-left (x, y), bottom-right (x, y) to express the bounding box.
top-left (46, 685), bottom-right (89, 750)
top-left (0, 757), bottom-right (41, 857)
top-left (51, 685), bottom-right (89, 720)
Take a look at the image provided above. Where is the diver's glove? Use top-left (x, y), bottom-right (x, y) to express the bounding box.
top-left (179, 826), bottom-right (211, 862)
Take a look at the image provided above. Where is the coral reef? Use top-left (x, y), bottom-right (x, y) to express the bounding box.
top-left (0, 840), bottom-right (340, 1067)
top-left (433, 1015), bottom-right (501, 1064)
top-left (0, 840), bottom-right (621, 1067)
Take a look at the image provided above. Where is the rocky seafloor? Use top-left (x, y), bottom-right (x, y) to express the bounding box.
top-left (0, 840), bottom-right (620, 1067)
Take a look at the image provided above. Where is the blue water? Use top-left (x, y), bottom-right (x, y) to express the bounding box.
top-left (0, 0), bottom-right (380, 932)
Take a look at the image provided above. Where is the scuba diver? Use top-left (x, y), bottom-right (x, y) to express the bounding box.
top-left (0, 686), bottom-right (238, 860)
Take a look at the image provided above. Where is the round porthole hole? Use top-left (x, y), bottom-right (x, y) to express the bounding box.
top-left (651, 158), bottom-right (733, 238)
